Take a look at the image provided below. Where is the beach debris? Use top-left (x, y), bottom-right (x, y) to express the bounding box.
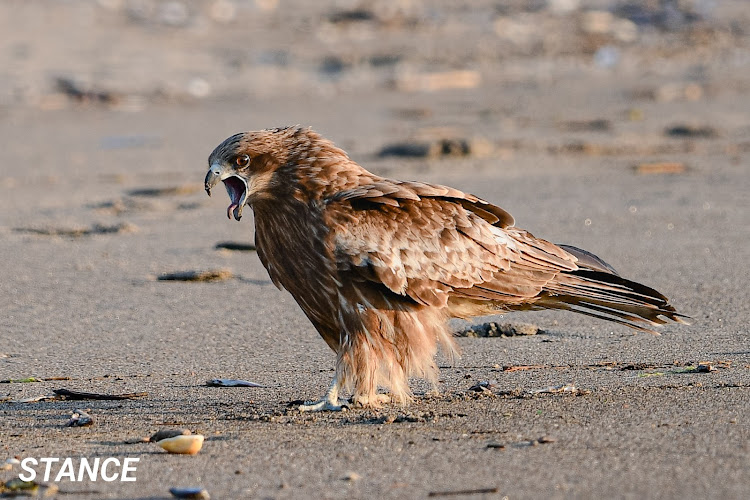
top-left (377, 141), bottom-right (433, 158)
top-left (557, 119), bottom-right (611, 132)
top-left (514, 436), bottom-right (557, 447)
top-left (0, 377), bottom-right (41, 383)
top-left (502, 365), bottom-right (546, 373)
top-left (486, 442), bottom-right (505, 449)
top-left (128, 185), bottom-right (201, 197)
top-left (1, 478), bottom-right (59, 497)
top-left (0, 458), bottom-right (20, 471)
top-left (378, 137), bottom-right (493, 159)
top-left (158, 269), bottom-right (233, 282)
top-left (695, 362), bottom-right (716, 373)
top-left (13, 223), bottom-right (137, 238)
top-left (55, 77), bottom-right (118, 105)
top-left (169, 486), bottom-right (211, 499)
top-left (634, 162), bottom-right (687, 175)
top-left (66, 409), bottom-right (94, 427)
top-left (328, 9), bottom-right (375, 24)
top-left (395, 70), bottom-right (481, 92)
top-left (468, 381), bottom-right (496, 393)
top-left (457, 322), bottom-right (540, 338)
top-left (527, 383), bottom-right (578, 395)
top-left (665, 124), bottom-right (717, 138)
top-left (53, 388), bottom-right (148, 400)
top-left (214, 242), bottom-right (257, 252)
top-left (150, 429), bottom-right (192, 443)
top-left (428, 487), bottom-right (499, 497)
top-left (15, 394), bottom-right (57, 404)
top-left (342, 472), bottom-right (362, 482)
top-left (156, 434), bottom-right (204, 455)
top-left (206, 379), bottom-right (264, 388)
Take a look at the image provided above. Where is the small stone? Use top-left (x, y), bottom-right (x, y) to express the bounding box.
top-left (665, 124), bottom-right (717, 138)
top-left (150, 429), bottom-right (192, 442)
top-left (343, 472), bottom-right (362, 482)
top-left (169, 487), bottom-right (210, 499)
top-left (66, 409), bottom-right (94, 427)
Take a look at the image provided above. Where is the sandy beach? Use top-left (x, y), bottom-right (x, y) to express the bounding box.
top-left (1, 1), bottom-right (748, 498)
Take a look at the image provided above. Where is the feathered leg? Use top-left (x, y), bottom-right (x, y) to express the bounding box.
top-left (336, 304), bottom-right (458, 408)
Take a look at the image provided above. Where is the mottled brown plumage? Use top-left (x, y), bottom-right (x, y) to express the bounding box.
top-left (204, 126), bottom-right (686, 410)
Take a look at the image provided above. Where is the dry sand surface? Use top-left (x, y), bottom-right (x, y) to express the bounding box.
top-left (1, 1), bottom-right (749, 499)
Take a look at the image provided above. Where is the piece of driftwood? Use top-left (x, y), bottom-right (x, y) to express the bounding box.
top-left (53, 388), bottom-right (148, 400)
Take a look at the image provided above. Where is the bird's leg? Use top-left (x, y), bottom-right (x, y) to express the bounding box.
top-left (298, 376), bottom-right (349, 412)
top-left (351, 393), bottom-right (391, 408)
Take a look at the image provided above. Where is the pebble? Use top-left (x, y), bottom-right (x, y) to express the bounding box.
top-left (170, 486), bottom-right (210, 499)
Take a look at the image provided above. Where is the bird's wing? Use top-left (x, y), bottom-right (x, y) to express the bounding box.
top-left (326, 180), bottom-right (579, 308)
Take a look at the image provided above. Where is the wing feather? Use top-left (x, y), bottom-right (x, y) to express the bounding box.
top-left (324, 179), bottom-right (578, 308)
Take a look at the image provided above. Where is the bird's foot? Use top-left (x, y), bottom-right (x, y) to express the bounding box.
top-left (298, 398), bottom-right (349, 412)
top-left (298, 377), bottom-right (349, 412)
top-left (351, 393), bottom-right (391, 408)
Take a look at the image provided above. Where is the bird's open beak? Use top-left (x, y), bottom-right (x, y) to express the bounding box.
top-left (205, 163), bottom-right (249, 221)
top-left (204, 164), bottom-right (221, 196)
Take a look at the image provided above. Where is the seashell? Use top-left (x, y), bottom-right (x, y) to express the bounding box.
top-left (150, 429), bottom-right (191, 443)
top-left (157, 434), bottom-right (204, 455)
top-left (169, 486), bottom-right (210, 499)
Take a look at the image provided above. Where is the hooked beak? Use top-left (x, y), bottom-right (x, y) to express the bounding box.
top-left (204, 163), bottom-right (222, 196)
top-left (204, 163), bottom-right (249, 221)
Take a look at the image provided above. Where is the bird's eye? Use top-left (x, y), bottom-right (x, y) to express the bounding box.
top-left (235, 154), bottom-right (250, 167)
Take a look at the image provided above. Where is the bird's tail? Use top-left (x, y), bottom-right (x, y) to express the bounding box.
top-left (538, 268), bottom-right (689, 334)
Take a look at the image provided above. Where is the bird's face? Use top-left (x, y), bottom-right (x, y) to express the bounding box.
top-left (204, 131), bottom-right (285, 221)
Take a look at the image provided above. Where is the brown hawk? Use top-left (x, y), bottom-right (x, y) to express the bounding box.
top-left (204, 127), bottom-right (686, 411)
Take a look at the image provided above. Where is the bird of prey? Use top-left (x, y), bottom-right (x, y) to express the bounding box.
top-left (204, 126), bottom-right (686, 411)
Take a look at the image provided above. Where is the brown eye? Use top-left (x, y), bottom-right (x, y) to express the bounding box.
top-left (235, 154), bottom-right (250, 167)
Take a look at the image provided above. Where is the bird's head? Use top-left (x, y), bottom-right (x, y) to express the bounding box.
top-left (206, 126), bottom-right (358, 220)
top-left (204, 127), bottom-right (299, 221)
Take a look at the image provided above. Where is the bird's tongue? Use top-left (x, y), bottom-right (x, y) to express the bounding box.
top-left (223, 176), bottom-right (247, 221)
top-left (227, 203), bottom-right (243, 221)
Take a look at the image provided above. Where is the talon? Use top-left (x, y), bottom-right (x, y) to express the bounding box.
top-left (299, 376), bottom-right (348, 412)
top-left (299, 399), bottom-right (349, 412)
